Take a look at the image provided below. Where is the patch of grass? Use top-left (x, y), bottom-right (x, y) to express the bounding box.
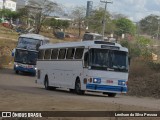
top-left (128, 59), bottom-right (160, 98)
top-left (0, 25), bottom-right (19, 40)
top-left (0, 38), bottom-right (16, 68)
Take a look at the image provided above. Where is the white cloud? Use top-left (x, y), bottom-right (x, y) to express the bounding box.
top-left (109, 0), bottom-right (160, 21)
top-left (54, 0), bottom-right (160, 22)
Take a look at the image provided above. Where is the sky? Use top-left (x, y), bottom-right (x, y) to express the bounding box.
top-left (53, 0), bottom-right (160, 22)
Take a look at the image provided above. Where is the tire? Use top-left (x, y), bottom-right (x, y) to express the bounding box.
top-left (15, 70), bottom-right (19, 74)
top-left (75, 79), bottom-right (84, 95)
top-left (103, 92), bottom-right (117, 97)
top-left (44, 76), bottom-right (50, 90)
top-left (69, 89), bottom-right (75, 93)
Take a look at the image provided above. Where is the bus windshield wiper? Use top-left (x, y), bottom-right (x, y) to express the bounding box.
top-left (112, 65), bottom-right (127, 71)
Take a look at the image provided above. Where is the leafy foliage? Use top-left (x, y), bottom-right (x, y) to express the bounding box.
top-left (120, 36), bottom-right (152, 59)
top-left (19, 0), bottom-right (61, 34)
top-left (114, 18), bottom-right (136, 36)
top-left (139, 14), bottom-right (159, 36)
top-left (71, 6), bottom-right (86, 37)
top-left (44, 18), bottom-right (70, 30)
top-left (87, 9), bottom-right (113, 34)
top-left (0, 9), bottom-right (19, 20)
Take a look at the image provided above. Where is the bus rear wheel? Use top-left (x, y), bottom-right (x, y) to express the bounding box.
top-left (75, 79), bottom-right (84, 95)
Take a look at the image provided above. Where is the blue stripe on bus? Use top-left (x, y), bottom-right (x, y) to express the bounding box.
top-left (86, 84), bottom-right (127, 92)
top-left (14, 66), bottom-right (36, 74)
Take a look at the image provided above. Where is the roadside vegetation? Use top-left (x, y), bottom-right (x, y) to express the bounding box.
top-left (120, 37), bottom-right (160, 98)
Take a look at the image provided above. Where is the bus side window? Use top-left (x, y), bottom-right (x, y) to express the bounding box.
top-left (66, 48), bottom-right (75, 59)
top-left (84, 52), bottom-right (89, 68)
top-left (58, 49), bottom-right (66, 59)
top-left (44, 49), bottom-right (51, 60)
top-left (38, 50), bottom-right (44, 59)
top-left (75, 48), bottom-right (84, 59)
top-left (51, 49), bottom-right (58, 59)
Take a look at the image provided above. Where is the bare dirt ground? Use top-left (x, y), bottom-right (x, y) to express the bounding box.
top-left (0, 68), bottom-right (160, 120)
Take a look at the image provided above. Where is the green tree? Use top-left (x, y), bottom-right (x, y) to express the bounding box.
top-left (0, 9), bottom-right (19, 20)
top-left (71, 6), bottom-right (86, 37)
top-left (44, 18), bottom-right (70, 32)
top-left (139, 14), bottom-right (159, 36)
top-left (61, 20), bottom-right (70, 31)
top-left (26, 0), bottom-right (61, 34)
top-left (114, 18), bottom-right (136, 36)
top-left (87, 8), bottom-right (113, 34)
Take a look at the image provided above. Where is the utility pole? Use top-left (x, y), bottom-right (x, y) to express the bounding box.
top-left (3, 0), bottom-right (5, 9)
top-left (2, 0), bottom-right (6, 22)
top-left (157, 20), bottom-right (160, 40)
top-left (100, 0), bottom-right (112, 40)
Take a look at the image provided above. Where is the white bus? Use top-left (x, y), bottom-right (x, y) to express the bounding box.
top-left (13, 34), bottom-right (49, 75)
top-left (36, 41), bottom-right (129, 97)
top-left (82, 32), bottom-right (103, 41)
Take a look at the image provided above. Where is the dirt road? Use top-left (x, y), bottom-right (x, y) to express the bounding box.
top-left (0, 68), bottom-right (160, 120)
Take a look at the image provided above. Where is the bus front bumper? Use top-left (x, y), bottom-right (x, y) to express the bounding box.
top-left (14, 65), bottom-right (36, 74)
top-left (86, 84), bottom-right (127, 93)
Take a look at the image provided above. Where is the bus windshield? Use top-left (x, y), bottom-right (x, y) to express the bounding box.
top-left (89, 48), bottom-right (128, 72)
top-left (15, 49), bottom-right (38, 65)
top-left (17, 37), bottom-right (41, 50)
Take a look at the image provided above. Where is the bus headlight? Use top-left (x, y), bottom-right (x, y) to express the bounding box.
top-left (93, 78), bottom-right (101, 83)
top-left (14, 63), bottom-right (18, 67)
top-left (122, 82), bottom-right (125, 85)
top-left (118, 80), bottom-right (126, 86)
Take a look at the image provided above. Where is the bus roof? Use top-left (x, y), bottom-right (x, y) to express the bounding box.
top-left (19, 34), bottom-right (49, 41)
top-left (39, 41), bottom-right (128, 52)
top-left (84, 32), bottom-right (102, 36)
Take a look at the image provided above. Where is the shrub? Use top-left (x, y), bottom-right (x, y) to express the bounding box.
top-left (0, 55), bottom-right (12, 66)
top-left (148, 61), bottom-right (160, 71)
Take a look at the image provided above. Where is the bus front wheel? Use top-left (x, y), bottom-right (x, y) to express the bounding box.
top-left (15, 70), bottom-right (19, 74)
top-left (75, 79), bottom-right (84, 95)
top-left (44, 76), bottom-right (50, 90)
top-left (103, 92), bottom-right (116, 97)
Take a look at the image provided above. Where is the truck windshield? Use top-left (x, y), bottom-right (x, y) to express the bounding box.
top-left (14, 49), bottom-right (38, 65)
top-left (17, 37), bottom-right (41, 50)
top-left (89, 48), bottom-right (128, 72)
